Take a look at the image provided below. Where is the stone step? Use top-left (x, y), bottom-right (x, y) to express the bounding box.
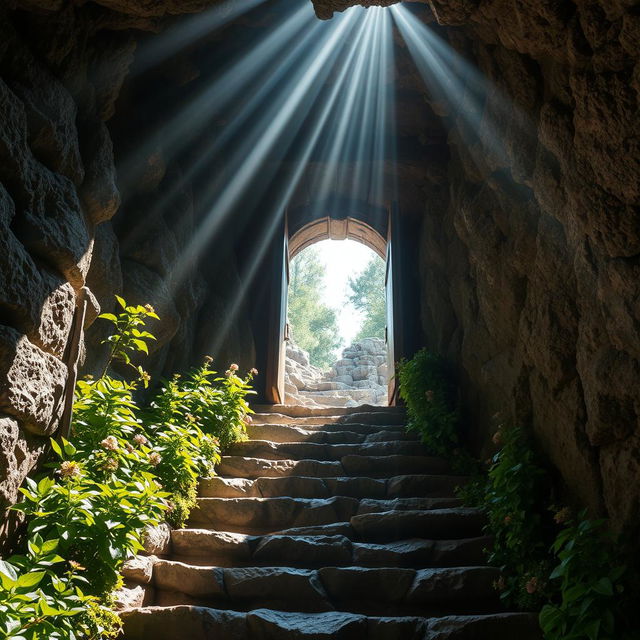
top-left (251, 414), bottom-right (406, 428)
top-left (188, 496), bottom-right (359, 532)
top-left (245, 423), bottom-right (419, 444)
top-left (217, 455), bottom-right (452, 480)
top-left (350, 509), bottom-right (486, 542)
top-left (225, 440), bottom-right (428, 462)
top-left (252, 404), bottom-right (406, 418)
top-left (149, 562), bottom-right (501, 615)
top-left (296, 423), bottom-right (408, 435)
top-left (188, 497), bottom-right (462, 534)
top-left (170, 528), bottom-right (491, 569)
top-left (122, 606), bottom-right (541, 640)
top-left (199, 474), bottom-right (465, 499)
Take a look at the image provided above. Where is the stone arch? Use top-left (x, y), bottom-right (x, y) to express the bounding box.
top-left (289, 216), bottom-right (387, 260)
top-left (286, 197), bottom-right (389, 259)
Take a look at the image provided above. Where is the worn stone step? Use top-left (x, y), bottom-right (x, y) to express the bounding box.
top-left (216, 455), bottom-right (451, 480)
top-left (199, 474), bottom-right (464, 500)
top-left (246, 424), bottom-right (365, 444)
top-left (189, 496), bottom-right (466, 533)
top-left (122, 606), bottom-right (541, 640)
top-left (188, 496), bottom-right (360, 533)
top-left (350, 509), bottom-right (486, 542)
top-left (225, 440), bottom-right (427, 461)
top-left (217, 456), bottom-right (344, 479)
top-left (171, 527), bottom-right (491, 569)
top-left (253, 404), bottom-right (405, 418)
top-left (245, 423), bottom-right (419, 445)
top-left (340, 455), bottom-right (451, 477)
top-left (150, 562), bottom-right (501, 614)
top-left (290, 423), bottom-right (408, 435)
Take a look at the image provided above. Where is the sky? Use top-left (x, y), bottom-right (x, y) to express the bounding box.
top-left (311, 239), bottom-right (378, 350)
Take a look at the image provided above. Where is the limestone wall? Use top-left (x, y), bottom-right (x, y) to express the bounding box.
top-left (286, 338), bottom-right (388, 407)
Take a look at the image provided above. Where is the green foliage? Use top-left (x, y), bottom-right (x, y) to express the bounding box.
top-left (347, 255), bottom-right (386, 340)
top-left (459, 425), bottom-right (637, 638)
top-left (99, 296), bottom-right (158, 381)
top-left (16, 439), bottom-right (168, 598)
top-left (397, 348), bottom-right (476, 472)
top-left (288, 246), bottom-right (341, 369)
top-left (540, 514), bottom-right (635, 640)
top-left (482, 426), bottom-right (553, 610)
top-left (0, 535), bottom-right (98, 640)
top-left (3, 297), bottom-right (256, 638)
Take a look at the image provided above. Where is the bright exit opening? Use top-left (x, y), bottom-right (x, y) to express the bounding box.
top-left (284, 239), bottom-right (389, 408)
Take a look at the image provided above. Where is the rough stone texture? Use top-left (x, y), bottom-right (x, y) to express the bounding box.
top-left (1, 0), bottom-right (639, 546)
top-left (0, 326), bottom-right (68, 435)
top-left (285, 338), bottom-right (388, 408)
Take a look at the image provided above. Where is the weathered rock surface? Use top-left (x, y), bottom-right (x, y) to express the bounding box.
top-left (122, 406), bottom-right (539, 636)
top-left (285, 338), bottom-right (388, 408)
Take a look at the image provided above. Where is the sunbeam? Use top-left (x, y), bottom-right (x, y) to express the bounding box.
top-left (391, 4), bottom-right (533, 172)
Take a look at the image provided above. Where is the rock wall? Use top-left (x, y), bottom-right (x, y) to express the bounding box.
top-left (312, 0), bottom-right (640, 533)
top-left (286, 338), bottom-right (388, 407)
top-left (0, 0), bottom-right (257, 545)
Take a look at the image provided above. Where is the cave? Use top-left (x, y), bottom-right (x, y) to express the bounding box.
top-left (0, 0), bottom-right (638, 635)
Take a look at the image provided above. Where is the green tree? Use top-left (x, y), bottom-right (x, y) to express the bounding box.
top-left (288, 247), bottom-right (341, 368)
top-left (348, 255), bottom-right (386, 340)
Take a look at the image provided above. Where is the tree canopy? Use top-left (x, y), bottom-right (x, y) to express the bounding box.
top-left (348, 255), bottom-right (386, 341)
top-left (288, 247), bottom-right (341, 369)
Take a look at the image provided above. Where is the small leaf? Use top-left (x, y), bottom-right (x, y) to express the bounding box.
top-left (17, 571), bottom-right (46, 588)
top-left (50, 438), bottom-right (63, 458)
top-left (115, 295), bottom-right (127, 309)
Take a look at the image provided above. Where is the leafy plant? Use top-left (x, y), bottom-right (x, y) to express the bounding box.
top-left (99, 296), bottom-right (158, 380)
top-left (3, 296), bottom-right (256, 637)
top-left (397, 348), bottom-right (477, 472)
top-left (15, 440), bottom-right (168, 597)
top-left (0, 535), bottom-right (100, 640)
top-left (540, 514), bottom-right (635, 640)
top-left (482, 425), bottom-right (554, 610)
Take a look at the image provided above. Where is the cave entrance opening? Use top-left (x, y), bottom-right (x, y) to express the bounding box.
top-left (257, 205), bottom-right (421, 408)
top-left (285, 228), bottom-right (389, 409)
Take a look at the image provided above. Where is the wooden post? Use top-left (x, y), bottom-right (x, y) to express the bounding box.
top-left (58, 288), bottom-right (88, 441)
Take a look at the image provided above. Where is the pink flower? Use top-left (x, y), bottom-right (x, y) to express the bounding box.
top-left (525, 577), bottom-right (539, 594)
top-left (250, 368), bottom-right (258, 376)
top-left (134, 434), bottom-right (148, 446)
top-left (59, 461), bottom-right (81, 479)
top-left (242, 414), bottom-right (253, 425)
top-left (148, 452), bottom-right (162, 466)
top-left (100, 436), bottom-right (118, 451)
top-left (492, 431), bottom-right (503, 446)
top-left (102, 458), bottom-right (119, 472)
top-left (503, 515), bottom-right (512, 525)
top-left (203, 355), bottom-right (213, 365)
top-left (229, 363), bottom-right (239, 371)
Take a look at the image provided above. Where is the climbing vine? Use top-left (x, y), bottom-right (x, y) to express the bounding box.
top-left (0, 298), bottom-right (257, 639)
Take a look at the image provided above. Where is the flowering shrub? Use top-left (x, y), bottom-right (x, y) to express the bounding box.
top-left (397, 348), bottom-right (477, 472)
top-left (481, 425), bottom-right (554, 610)
top-left (460, 424), bottom-right (637, 638)
top-left (2, 298), bottom-right (257, 638)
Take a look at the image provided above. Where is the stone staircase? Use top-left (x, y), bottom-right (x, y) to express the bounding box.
top-left (120, 405), bottom-right (542, 639)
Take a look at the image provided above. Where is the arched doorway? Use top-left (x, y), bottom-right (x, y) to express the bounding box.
top-left (253, 199), bottom-right (421, 407)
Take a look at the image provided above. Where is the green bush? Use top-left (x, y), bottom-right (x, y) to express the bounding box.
top-left (541, 514), bottom-right (635, 640)
top-left (482, 426), bottom-right (553, 610)
top-left (397, 348), bottom-right (477, 472)
top-left (2, 297), bottom-right (256, 638)
top-left (460, 424), bottom-right (637, 637)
